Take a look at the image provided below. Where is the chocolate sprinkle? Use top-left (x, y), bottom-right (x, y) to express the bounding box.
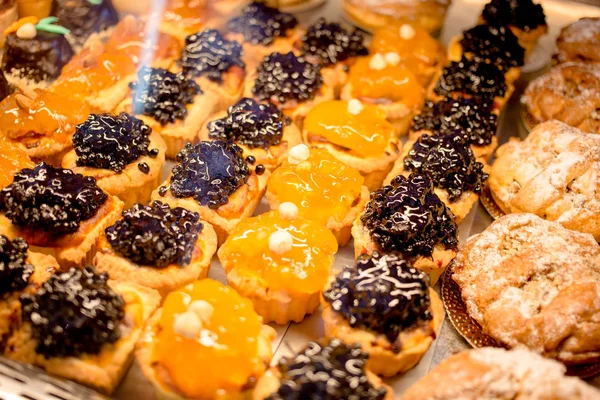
top-left (255, 164), bottom-right (265, 175)
top-left (324, 252), bottom-right (432, 343)
top-left (300, 18), bottom-right (368, 66)
top-left (461, 25), bottom-right (525, 70)
top-left (482, 0), bottom-right (547, 32)
top-left (138, 162), bottom-right (150, 174)
top-left (0, 236), bottom-right (34, 297)
top-left (227, 1), bottom-right (298, 46)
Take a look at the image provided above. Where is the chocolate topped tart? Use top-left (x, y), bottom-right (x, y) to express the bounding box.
top-left (300, 18), bottom-right (368, 66)
top-left (482, 0), bottom-right (547, 32)
top-left (460, 25), bottom-right (525, 70)
top-left (227, 1), bottom-right (298, 46)
top-left (0, 235), bottom-right (33, 297)
top-left (51, 0), bottom-right (119, 47)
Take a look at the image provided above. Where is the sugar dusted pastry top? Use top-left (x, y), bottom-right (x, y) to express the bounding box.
top-left (403, 347), bottom-right (600, 400)
top-left (555, 18), bottom-right (600, 64)
top-left (453, 213), bottom-right (600, 364)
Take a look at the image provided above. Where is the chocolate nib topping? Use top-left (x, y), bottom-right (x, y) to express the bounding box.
top-left (0, 236), bottom-right (33, 297)
top-left (482, 0), bottom-right (547, 32)
top-left (461, 25), bottom-right (525, 70)
top-left (301, 18), bottom-right (368, 66)
top-left (434, 57), bottom-right (507, 102)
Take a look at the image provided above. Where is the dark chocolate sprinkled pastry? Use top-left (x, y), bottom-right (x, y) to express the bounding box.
top-left (178, 29), bottom-right (245, 83)
top-left (460, 25), bottom-right (525, 70)
top-left (361, 173), bottom-right (458, 257)
top-left (227, 1), bottom-right (297, 46)
top-left (252, 52), bottom-right (323, 104)
top-left (106, 201), bottom-right (203, 268)
top-left (404, 132), bottom-right (489, 202)
top-left (73, 113), bottom-right (152, 173)
top-left (20, 266), bottom-right (125, 359)
top-left (51, 0), bottom-right (119, 48)
top-left (170, 141), bottom-right (250, 209)
top-left (207, 98), bottom-right (290, 149)
top-left (323, 252), bottom-right (432, 343)
top-left (301, 18), bottom-right (368, 66)
top-left (411, 97), bottom-right (497, 146)
top-left (0, 236), bottom-right (34, 297)
top-left (268, 339), bottom-right (387, 400)
top-left (0, 163), bottom-right (107, 235)
top-left (130, 67), bottom-right (202, 126)
top-left (482, 0), bottom-right (547, 32)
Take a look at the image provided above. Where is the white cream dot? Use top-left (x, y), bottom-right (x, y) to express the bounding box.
top-left (288, 144), bottom-right (310, 165)
top-left (369, 53), bottom-right (387, 71)
top-left (16, 23), bottom-right (37, 40)
top-left (347, 99), bottom-right (364, 115)
top-left (279, 202), bottom-right (299, 220)
top-left (384, 52), bottom-right (401, 66)
top-left (173, 311), bottom-right (202, 339)
top-left (399, 24), bottom-right (416, 40)
top-left (269, 230), bottom-right (294, 254)
top-left (188, 300), bottom-right (214, 322)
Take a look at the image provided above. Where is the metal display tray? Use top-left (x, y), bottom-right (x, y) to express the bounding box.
top-left (111, 0), bottom-right (600, 398)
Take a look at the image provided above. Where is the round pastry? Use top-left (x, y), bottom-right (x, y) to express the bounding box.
top-left (0, 86), bottom-right (90, 165)
top-left (158, 0), bottom-right (214, 41)
top-left (267, 147), bottom-right (369, 246)
top-left (5, 266), bottom-right (160, 394)
top-left (322, 252), bottom-right (444, 377)
top-left (453, 213), bottom-right (600, 366)
top-left (253, 339), bottom-right (394, 400)
top-left (0, 163), bottom-right (124, 268)
top-left (302, 99), bottom-right (401, 190)
top-left (94, 201), bottom-right (217, 296)
top-left (409, 96), bottom-right (498, 162)
top-left (340, 52), bottom-right (424, 134)
top-left (61, 113), bottom-right (165, 208)
top-left (117, 66), bottom-right (219, 159)
top-left (0, 138), bottom-right (34, 190)
top-left (152, 140), bottom-right (269, 245)
top-left (246, 52), bottom-right (334, 128)
top-left (521, 62), bottom-right (600, 133)
top-left (201, 97), bottom-right (302, 171)
top-left (218, 205), bottom-right (338, 324)
top-left (384, 132), bottom-right (489, 223)
top-left (369, 22), bottom-right (446, 86)
top-left (210, 0), bottom-right (251, 17)
top-left (554, 18), bottom-right (600, 65)
top-left (489, 120), bottom-right (600, 240)
top-left (403, 347), bottom-right (600, 400)
top-left (480, 0), bottom-right (548, 61)
top-left (137, 279), bottom-right (276, 399)
top-left (352, 172), bottom-right (458, 284)
top-left (0, 0), bottom-right (17, 47)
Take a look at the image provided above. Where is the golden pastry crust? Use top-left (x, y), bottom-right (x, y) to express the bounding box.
top-left (321, 287), bottom-right (444, 377)
top-left (408, 129), bottom-right (498, 163)
top-left (489, 120), bottom-right (600, 240)
top-left (61, 131), bottom-right (167, 209)
top-left (521, 63), bottom-right (600, 133)
top-left (210, 0), bottom-right (252, 17)
top-left (152, 171), bottom-right (269, 245)
top-left (0, 195), bottom-right (124, 269)
top-left (195, 66), bottom-right (247, 112)
top-left (403, 347), bottom-right (600, 400)
top-left (554, 18), bottom-right (600, 65)
top-left (93, 222), bottom-right (218, 297)
top-left (4, 281), bottom-right (161, 395)
top-left (453, 213), bottom-right (600, 365)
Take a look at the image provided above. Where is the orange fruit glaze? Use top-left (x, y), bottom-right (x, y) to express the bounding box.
top-left (267, 148), bottom-right (364, 226)
top-left (304, 100), bottom-right (395, 157)
top-left (219, 210), bottom-right (338, 293)
top-left (152, 279), bottom-right (266, 399)
top-left (0, 139), bottom-right (33, 189)
top-left (164, 0), bottom-right (208, 29)
top-left (347, 56), bottom-right (423, 105)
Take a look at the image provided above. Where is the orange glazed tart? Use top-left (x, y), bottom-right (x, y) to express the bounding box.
top-left (157, 0), bottom-right (217, 42)
top-left (303, 99), bottom-right (401, 191)
top-left (137, 279), bottom-right (276, 399)
top-left (5, 266), bottom-right (160, 394)
top-left (62, 113), bottom-right (166, 208)
top-left (201, 98), bottom-right (302, 171)
top-left (0, 163), bottom-right (124, 269)
top-left (267, 146), bottom-right (369, 246)
top-left (94, 201), bottom-right (218, 296)
top-left (152, 140), bottom-right (268, 245)
top-left (370, 22), bottom-right (446, 87)
top-left (340, 53), bottom-right (424, 134)
top-left (0, 85), bottom-right (90, 165)
top-left (218, 206), bottom-right (338, 324)
top-left (0, 138), bottom-right (34, 190)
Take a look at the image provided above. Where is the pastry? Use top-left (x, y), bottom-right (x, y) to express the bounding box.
top-left (0, 138), bottom-right (34, 190)
top-left (403, 348), bottom-right (600, 400)
top-left (5, 266), bottom-right (160, 394)
top-left (409, 96), bottom-right (498, 162)
top-left (302, 99), bottom-right (401, 190)
top-left (16, 0), bottom-right (51, 18)
top-left (322, 252), bottom-right (444, 376)
top-left (61, 113), bottom-right (167, 208)
top-left (352, 173), bottom-right (458, 284)
top-left (266, 146), bottom-right (369, 245)
top-left (521, 62), bottom-right (600, 133)
top-left (152, 140), bottom-right (268, 244)
top-left (210, 0), bottom-right (251, 17)
top-left (177, 29), bottom-right (246, 112)
top-left (94, 201), bottom-right (218, 296)
top-left (253, 339), bottom-right (394, 400)
top-left (453, 213), bottom-right (600, 366)
top-left (0, 0), bottom-right (17, 47)
top-left (218, 204), bottom-right (337, 324)
top-left (340, 52), bottom-right (424, 134)
top-left (384, 132), bottom-right (489, 223)
top-left (489, 120), bottom-right (600, 240)
top-left (137, 279), bottom-right (276, 399)
top-left (158, 0), bottom-right (214, 41)
top-left (554, 18), bottom-right (600, 65)
top-left (480, 0), bottom-right (548, 61)
top-left (116, 66), bottom-right (219, 159)
top-left (0, 163), bottom-right (124, 268)
top-left (201, 97), bottom-right (302, 171)
top-left (370, 22), bottom-right (446, 86)
top-left (0, 85), bottom-right (91, 165)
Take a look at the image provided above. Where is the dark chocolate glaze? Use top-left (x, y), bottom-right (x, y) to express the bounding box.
top-left (461, 25), bottom-right (525, 70)
top-left (482, 0), bottom-right (547, 32)
top-left (227, 1), bottom-right (297, 46)
top-left (301, 18), bottom-right (368, 66)
top-left (51, 0), bottom-right (119, 48)
top-left (0, 236), bottom-right (33, 297)
top-left (0, 70), bottom-right (10, 103)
